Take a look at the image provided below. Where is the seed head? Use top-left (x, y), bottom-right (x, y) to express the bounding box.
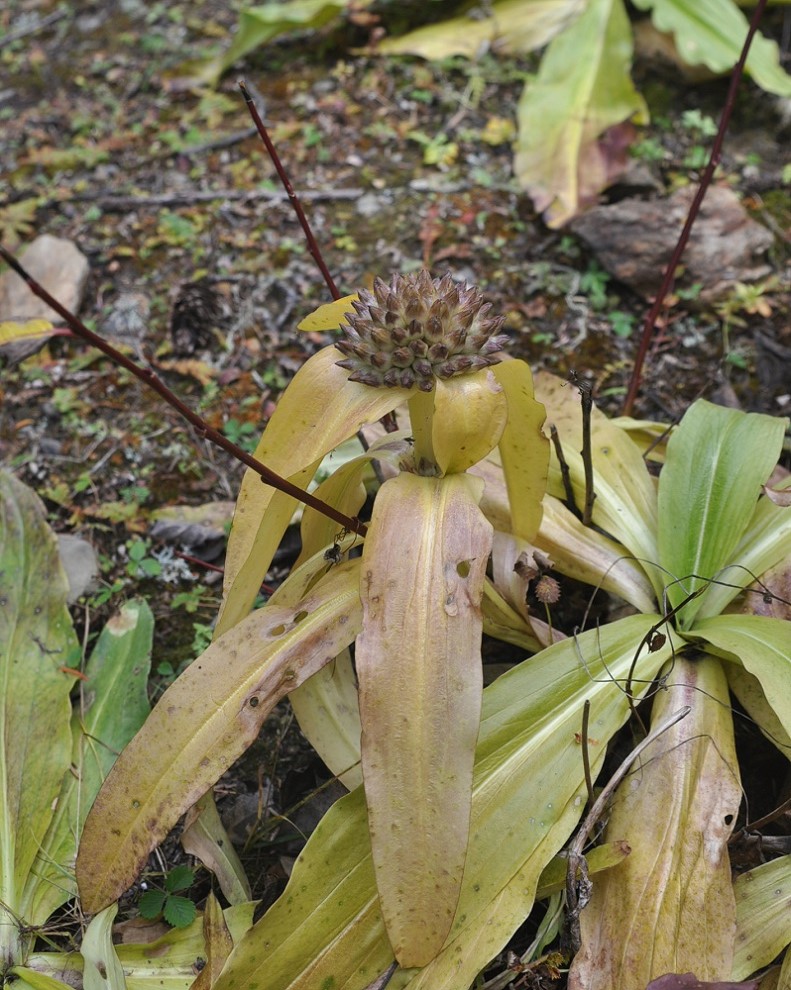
top-left (534, 575), bottom-right (561, 606)
top-left (335, 270), bottom-right (508, 391)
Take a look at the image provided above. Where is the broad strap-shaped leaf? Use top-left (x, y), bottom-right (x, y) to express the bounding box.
top-left (724, 663), bottom-right (791, 759)
top-left (213, 615), bottom-right (673, 990)
top-left (193, 0), bottom-right (357, 86)
top-left (533, 370), bottom-right (660, 594)
top-left (429, 371), bottom-right (508, 476)
top-left (657, 400), bottom-right (785, 629)
top-left (192, 894), bottom-right (234, 990)
top-left (472, 447), bottom-right (656, 612)
top-left (695, 484), bottom-right (791, 621)
top-left (634, 0), bottom-right (791, 97)
top-left (377, 0), bottom-right (583, 60)
top-left (732, 854), bottom-right (791, 981)
top-left (355, 472), bottom-right (492, 967)
top-left (81, 905), bottom-right (125, 990)
top-left (538, 495), bottom-right (657, 613)
top-left (181, 792), bottom-right (252, 906)
top-left (288, 648), bottom-right (363, 790)
top-left (569, 655), bottom-right (740, 990)
top-left (217, 346), bottom-right (410, 635)
top-left (77, 562), bottom-right (362, 914)
top-left (0, 471), bottom-right (76, 966)
top-left (293, 433), bottom-right (410, 570)
top-left (491, 359), bottom-right (549, 543)
top-left (514, 0), bottom-right (648, 225)
top-left (21, 599), bottom-right (153, 926)
top-left (691, 614), bottom-right (791, 746)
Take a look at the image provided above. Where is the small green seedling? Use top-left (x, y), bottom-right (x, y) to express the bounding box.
top-left (138, 865), bottom-right (197, 928)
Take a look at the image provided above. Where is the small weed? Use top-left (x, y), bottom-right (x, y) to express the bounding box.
top-left (125, 538), bottom-right (162, 579)
top-left (223, 418), bottom-right (258, 453)
top-left (579, 262), bottom-right (610, 310)
top-left (138, 865), bottom-right (197, 928)
top-left (608, 310), bottom-right (636, 339)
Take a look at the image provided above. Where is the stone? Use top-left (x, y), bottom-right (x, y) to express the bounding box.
top-left (0, 234), bottom-right (90, 322)
top-left (569, 184), bottom-right (773, 301)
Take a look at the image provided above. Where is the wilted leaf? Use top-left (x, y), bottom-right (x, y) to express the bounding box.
top-left (377, 0), bottom-right (583, 60)
top-left (491, 359), bottom-right (549, 543)
top-left (645, 974), bottom-right (759, 990)
top-left (514, 0), bottom-right (648, 225)
top-left (297, 293), bottom-right (359, 331)
top-left (0, 318), bottom-right (55, 345)
top-left (217, 346), bottom-right (409, 635)
top-left (569, 656), bottom-right (741, 990)
top-left (82, 905), bottom-right (126, 990)
top-left (213, 616), bottom-right (673, 990)
top-left (355, 472), bottom-right (492, 966)
top-left (181, 793), bottom-right (252, 905)
top-left (732, 854), bottom-right (791, 981)
top-left (77, 562), bottom-right (362, 913)
top-left (191, 894), bottom-right (234, 990)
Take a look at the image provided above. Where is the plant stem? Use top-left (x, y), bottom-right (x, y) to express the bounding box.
top-left (407, 390), bottom-right (438, 475)
top-left (621, 0), bottom-right (769, 416)
top-left (239, 80), bottom-right (340, 301)
top-left (0, 245), bottom-right (366, 536)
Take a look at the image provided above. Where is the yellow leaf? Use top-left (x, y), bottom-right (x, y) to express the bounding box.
top-left (0, 318), bottom-right (55, 345)
top-left (356, 472), bottom-right (492, 966)
top-left (297, 294), bottom-right (359, 332)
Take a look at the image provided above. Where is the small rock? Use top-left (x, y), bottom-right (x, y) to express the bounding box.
top-left (570, 184), bottom-right (773, 300)
top-left (58, 534), bottom-right (100, 604)
top-left (0, 234), bottom-right (90, 322)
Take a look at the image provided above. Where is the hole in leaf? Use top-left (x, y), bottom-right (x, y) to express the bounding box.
top-left (248, 696), bottom-right (259, 708)
top-left (269, 624), bottom-right (286, 636)
top-left (457, 560), bottom-right (471, 578)
top-left (293, 609), bottom-right (309, 623)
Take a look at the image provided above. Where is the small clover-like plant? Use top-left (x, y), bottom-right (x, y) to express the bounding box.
top-left (138, 865), bottom-right (197, 929)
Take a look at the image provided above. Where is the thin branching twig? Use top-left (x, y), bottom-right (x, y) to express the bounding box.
top-left (622, 0), bottom-right (769, 415)
top-left (0, 245), bottom-right (366, 536)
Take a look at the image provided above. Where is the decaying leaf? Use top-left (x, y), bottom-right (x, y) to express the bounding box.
top-left (569, 657), bottom-right (741, 990)
top-left (356, 471), bottom-right (492, 966)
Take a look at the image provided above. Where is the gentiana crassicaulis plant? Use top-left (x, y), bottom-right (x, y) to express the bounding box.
top-left (76, 270), bottom-right (551, 968)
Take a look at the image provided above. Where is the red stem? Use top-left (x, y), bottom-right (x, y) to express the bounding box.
top-left (239, 80), bottom-right (341, 301)
top-left (622, 0), bottom-right (769, 417)
top-left (0, 245), bottom-right (366, 536)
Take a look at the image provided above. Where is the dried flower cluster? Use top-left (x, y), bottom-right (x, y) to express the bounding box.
top-left (335, 270), bottom-right (508, 391)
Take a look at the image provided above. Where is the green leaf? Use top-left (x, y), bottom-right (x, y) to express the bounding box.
top-left (165, 865), bottom-right (196, 894)
top-left (139, 890), bottom-right (168, 919)
top-left (690, 614), bottom-right (791, 746)
top-left (657, 400), bottom-right (786, 629)
top-left (514, 0), bottom-right (648, 225)
top-left (77, 562), bottom-right (363, 914)
top-left (21, 600), bottom-right (153, 925)
top-left (213, 615), bottom-right (673, 990)
top-left (695, 481), bottom-right (791, 621)
top-left (81, 904), bottom-right (126, 990)
top-left (163, 896), bottom-right (198, 929)
top-left (214, 1), bottom-right (355, 81)
top-left (634, 0), bottom-right (791, 97)
top-left (0, 470), bottom-right (77, 965)
top-left (732, 854), bottom-right (791, 980)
